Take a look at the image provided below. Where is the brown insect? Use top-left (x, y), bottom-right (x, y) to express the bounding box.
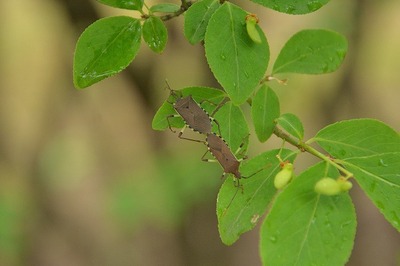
top-left (203, 133), bottom-right (267, 210)
top-left (168, 95), bottom-right (215, 134)
top-left (165, 85), bottom-right (223, 140)
top-left (203, 133), bottom-right (242, 179)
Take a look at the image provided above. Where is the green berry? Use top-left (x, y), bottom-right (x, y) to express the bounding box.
top-left (274, 165), bottom-right (293, 189)
top-left (314, 177), bottom-right (341, 196)
top-left (337, 177), bottom-right (353, 191)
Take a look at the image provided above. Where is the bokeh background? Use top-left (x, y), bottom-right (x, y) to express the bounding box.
top-left (1, 0), bottom-right (399, 265)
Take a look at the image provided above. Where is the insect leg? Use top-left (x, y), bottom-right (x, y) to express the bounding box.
top-left (241, 162), bottom-right (273, 179)
top-left (166, 114), bottom-right (180, 133)
top-left (212, 118), bottom-right (222, 136)
top-left (221, 178), bottom-right (242, 216)
top-left (209, 97), bottom-right (230, 117)
top-left (201, 149), bottom-right (217, 162)
top-left (234, 134), bottom-right (250, 159)
top-left (177, 127), bottom-right (206, 143)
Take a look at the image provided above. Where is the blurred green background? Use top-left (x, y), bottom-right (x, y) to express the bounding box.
top-left (0, 0), bottom-right (399, 265)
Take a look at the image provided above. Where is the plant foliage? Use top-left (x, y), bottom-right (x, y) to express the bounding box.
top-left (73, 0), bottom-right (400, 265)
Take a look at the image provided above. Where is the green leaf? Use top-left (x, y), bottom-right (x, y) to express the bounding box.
top-left (344, 153), bottom-right (400, 231)
top-left (73, 16), bottom-right (141, 89)
top-left (152, 87), bottom-right (226, 131)
top-left (213, 102), bottom-right (249, 152)
top-left (277, 113), bottom-right (304, 140)
top-left (184, 0), bottom-right (221, 44)
top-left (260, 162), bottom-right (356, 265)
top-left (205, 2), bottom-right (269, 104)
top-left (314, 119), bottom-right (400, 231)
top-left (251, 85), bottom-right (280, 142)
top-left (150, 3), bottom-right (180, 13)
top-left (250, 0), bottom-right (330, 15)
top-left (217, 149), bottom-right (296, 245)
top-left (96, 0), bottom-right (144, 10)
top-left (142, 16), bottom-right (168, 54)
top-left (273, 29), bottom-right (347, 75)
top-left (314, 119), bottom-right (400, 158)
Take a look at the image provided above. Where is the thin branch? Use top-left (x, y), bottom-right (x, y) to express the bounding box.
top-left (273, 126), bottom-right (354, 178)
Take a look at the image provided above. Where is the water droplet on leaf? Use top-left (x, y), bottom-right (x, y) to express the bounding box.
top-left (307, 1), bottom-right (323, 12)
top-left (378, 158), bottom-right (388, 167)
top-left (369, 181), bottom-right (377, 192)
top-left (269, 235), bottom-right (278, 243)
top-left (390, 211), bottom-right (400, 228)
top-left (376, 201), bottom-right (385, 210)
top-left (285, 5), bottom-right (296, 13)
top-left (324, 221), bottom-right (331, 228)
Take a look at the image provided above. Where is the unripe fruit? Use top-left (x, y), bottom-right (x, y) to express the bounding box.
top-left (274, 163), bottom-right (294, 189)
top-left (314, 177), bottom-right (341, 196)
top-left (245, 14), bottom-right (262, 44)
top-left (337, 176), bottom-right (353, 192)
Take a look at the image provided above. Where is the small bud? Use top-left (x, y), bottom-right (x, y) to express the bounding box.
top-left (245, 14), bottom-right (262, 44)
top-left (314, 177), bottom-right (341, 196)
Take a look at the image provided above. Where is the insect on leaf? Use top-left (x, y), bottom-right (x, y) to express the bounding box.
top-left (152, 87), bottom-right (226, 131)
top-left (217, 149), bottom-right (297, 245)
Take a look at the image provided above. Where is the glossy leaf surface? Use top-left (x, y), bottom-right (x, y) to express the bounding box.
top-left (143, 16), bottom-right (168, 53)
top-left (73, 16), bottom-right (141, 88)
top-left (184, 0), bottom-right (221, 44)
top-left (251, 85), bottom-right (280, 142)
top-left (344, 153), bottom-right (400, 231)
top-left (214, 102), bottom-right (249, 152)
top-left (150, 3), bottom-right (180, 13)
top-left (315, 119), bottom-right (400, 231)
top-left (217, 149), bottom-right (296, 245)
top-left (273, 29), bottom-right (347, 75)
top-left (97, 0), bottom-right (144, 10)
top-left (277, 113), bottom-right (304, 140)
top-left (314, 119), bottom-right (400, 158)
top-left (205, 2), bottom-right (269, 104)
top-left (260, 162), bottom-right (356, 265)
top-left (250, 0), bottom-right (330, 14)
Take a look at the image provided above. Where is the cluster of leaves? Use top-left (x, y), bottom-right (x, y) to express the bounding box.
top-left (73, 0), bottom-right (400, 265)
